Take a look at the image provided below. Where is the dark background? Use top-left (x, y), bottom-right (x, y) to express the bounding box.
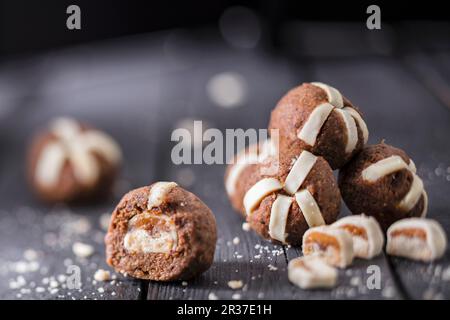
top-left (0, 0), bottom-right (449, 58)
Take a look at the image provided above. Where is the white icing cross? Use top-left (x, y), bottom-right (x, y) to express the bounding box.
top-left (297, 82), bottom-right (369, 154)
top-left (225, 139), bottom-right (276, 197)
top-left (361, 155), bottom-right (427, 217)
top-left (148, 181), bottom-right (178, 209)
top-left (35, 117), bottom-right (122, 187)
top-left (243, 150), bottom-right (325, 244)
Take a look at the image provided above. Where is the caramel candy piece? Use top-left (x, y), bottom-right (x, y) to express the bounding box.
top-left (333, 215), bottom-right (384, 259)
top-left (302, 226), bottom-right (354, 268)
top-left (288, 256), bottom-right (337, 289)
top-left (387, 218), bottom-right (447, 262)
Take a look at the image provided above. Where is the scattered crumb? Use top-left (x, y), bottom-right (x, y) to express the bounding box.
top-left (257, 292), bottom-right (264, 299)
top-left (97, 287), bottom-right (105, 293)
top-left (233, 237), bottom-right (240, 245)
top-left (49, 280), bottom-right (59, 288)
top-left (268, 264), bottom-right (278, 271)
top-left (228, 280), bottom-right (243, 289)
top-left (9, 276), bottom-right (26, 289)
top-left (232, 293), bottom-right (242, 300)
top-left (9, 260), bottom-right (40, 273)
top-left (57, 274), bottom-right (67, 283)
top-left (94, 269), bottom-right (111, 282)
top-left (350, 276), bottom-right (361, 287)
top-left (242, 222), bottom-right (250, 231)
top-left (72, 242), bottom-right (94, 258)
top-left (66, 217), bottom-right (91, 235)
top-left (181, 281), bottom-right (188, 286)
top-left (23, 249), bottom-right (38, 261)
top-left (99, 213), bottom-right (111, 231)
top-left (208, 292), bottom-right (218, 300)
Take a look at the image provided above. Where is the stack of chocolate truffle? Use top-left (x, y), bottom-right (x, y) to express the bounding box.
top-left (225, 82), bottom-right (446, 287)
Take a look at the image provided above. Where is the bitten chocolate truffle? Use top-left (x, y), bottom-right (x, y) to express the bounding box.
top-left (105, 182), bottom-right (217, 281)
top-left (339, 143), bottom-right (428, 231)
top-left (269, 82), bottom-right (369, 169)
top-left (28, 117), bottom-right (122, 203)
top-left (239, 149), bottom-right (341, 246)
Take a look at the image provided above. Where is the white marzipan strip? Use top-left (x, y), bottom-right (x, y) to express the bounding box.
top-left (35, 142), bottom-right (67, 187)
top-left (421, 191), bottom-right (428, 218)
top-left (334, 108), bottom-right (358, 154)
top-left (284, 151), bottom-right (317, 195)
top-left (297, 103), bottom-right (334, 146)
top-left (69, 141), bottom-right (99, 185)
top-left (361, 155), bottom-right (409, 182)
top-left (343, 107), bottom-right (369, 144)
top-left (51, 117), bottom-right (81, 141)
top-left (295, 189), bottom-right (325, 227)
top-left (311, 82), bottom-right (344, 108)
top-left (398, 175), bottom-right (424, 212)
top-left (269, 195), bottom-right (293, 243)
top-left (148, 182), bottom-right (178, 209)
top-left (408, 159), bottom-right (417, 173)
top-left (82, 130), bottom-right (123, 165)
top-left (225, 154), bottom-right (259, 196)
top-left (244, 178), bottom-right (283, 215)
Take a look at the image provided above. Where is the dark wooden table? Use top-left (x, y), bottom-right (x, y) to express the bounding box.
top-left (0, 22), bottom-right (449, 300)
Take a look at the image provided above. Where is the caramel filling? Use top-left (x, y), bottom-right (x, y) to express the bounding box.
top-left (340, 224), bottom-right (368, 240)
top-left (304, 232), bottom-right (340, 254)
top-left (123, 211), bottom-right (178, 254)
top-left (391, 228), bottom-right (426, 240)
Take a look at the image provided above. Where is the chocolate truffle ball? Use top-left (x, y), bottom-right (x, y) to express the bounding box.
top-left (224, 139), bottom-right (277, 216)
top-left (239, 149), bottom-right (341, 246)
top-left (28, 117), bottom-right (122, 203)
top-left (105, 182), bottom-right (217, 281)
top-left (338, 143), bottom-right (428, 231)
top-left (269, 82), bottom-right (369, 169)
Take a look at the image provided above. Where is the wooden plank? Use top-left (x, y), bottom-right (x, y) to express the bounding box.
top-left (0, 206), bottom-right (143, 300)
